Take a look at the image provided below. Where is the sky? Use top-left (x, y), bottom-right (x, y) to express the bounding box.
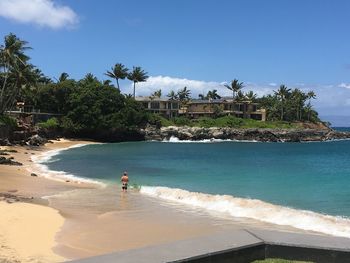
top-left (0, 0), bottom-right (350, 126)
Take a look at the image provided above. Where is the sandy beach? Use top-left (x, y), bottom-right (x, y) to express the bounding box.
top-left (0, 139), bottom-right (96, 262)
top-left (0, 139), bottom-right (311, 262)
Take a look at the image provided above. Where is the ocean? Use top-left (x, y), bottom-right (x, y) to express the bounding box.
top-left (36, 130), bottom-right (350, 238)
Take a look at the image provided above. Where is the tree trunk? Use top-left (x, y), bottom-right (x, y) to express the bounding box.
top-left (133, 82), bottom-right (136, 98)
top-left (116, 78), bottom-right (120, 90)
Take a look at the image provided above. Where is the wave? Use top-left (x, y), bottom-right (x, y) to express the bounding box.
top-left (140, 186), bottom-right (350, 238)
top-left (162, 136), bottom-right (259, 143)
top-left (29, 143), bottom-right (105, 187)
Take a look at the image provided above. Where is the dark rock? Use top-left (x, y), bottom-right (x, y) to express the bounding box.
top-left (0, 138), bottom-right (11, 146)
top-left (143, 126), bottom-right (350, 143)
top-left (26, 134), bottom-right (47, 146)
top-left (30, 173), bottom-right (38, 177)
top-left (0, 156), bottom-right (23, 166)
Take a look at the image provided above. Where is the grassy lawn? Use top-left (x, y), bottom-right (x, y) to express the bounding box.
top-left (253, 259), bottom-right (313, 263)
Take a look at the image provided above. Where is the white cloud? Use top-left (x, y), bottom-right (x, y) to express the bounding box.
top-left (339, 83), bottom-right (350, 89)
top-left (0, 0), bottom-right (78, 29)
top-left (127, 76), bottom-right (277, 99)
top-left (268, 82), bottom-right (277, 87)
top-left (126, 75), bottom-right (227, 98)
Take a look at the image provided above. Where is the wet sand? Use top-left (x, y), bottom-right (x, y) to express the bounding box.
top-left (0, 139), bottom-right (311, 262)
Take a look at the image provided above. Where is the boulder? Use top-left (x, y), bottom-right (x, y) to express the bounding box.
top-left (26, 134), bottom-right (47, 146)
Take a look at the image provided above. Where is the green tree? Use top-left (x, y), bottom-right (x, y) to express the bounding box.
top-left (198, 93), bottom-right (205, 100)
top-left (224, 79), bottom-right (244, 101)
top-left (127, 66), bottom-right (148, 98)
top-left (177, 86), bottom-right (191, 101)
top-left (224, 79), bottom-right (244, 116)
top-left (307, 91), bottom-right (316, 105)
top-left (236, 90), bottom-right (246, 101)
top-left (0, 33), bottom-right (31, 114)
top-left (105, 63), bottom-right (129, 90)
top-left (151, 89), bottom-right (162, 98)
top-left (58, 72), bottom-right (69, 83)
top-left (167, 90), bottom-right (178, 100)
top-left (274, 85), bottom-right (291, 121)
top-left (207, 89), bottom-right (221, 100)
top-left (245, 91), bottom-right (257, 102)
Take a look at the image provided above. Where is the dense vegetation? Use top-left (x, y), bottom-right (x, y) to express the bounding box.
top-left (0, 33), bottom-right (321, 142)
top-left (0, 33), bottom-right (149, 140)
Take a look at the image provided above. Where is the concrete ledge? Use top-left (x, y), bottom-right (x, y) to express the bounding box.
top-left (69, 229), bottom-right (350, 263)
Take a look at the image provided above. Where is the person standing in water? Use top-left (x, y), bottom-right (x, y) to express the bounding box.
top-left (121, 171), bottom-right (129, 192)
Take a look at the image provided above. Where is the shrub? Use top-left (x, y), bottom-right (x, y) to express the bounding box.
top-left (173, 116), bottom-right (191, 126)
top-left (0, 115), bottom-right (17, 129)
top-left (38, 117), bottom-right (59, 129)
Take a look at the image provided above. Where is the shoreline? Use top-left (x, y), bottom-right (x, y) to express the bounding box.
top-left (143, 126), bottom-right (350, 142)
top-left (0, 139), bottom-right (98, 262)
top-left (1, 138), bottom-right (350, 262)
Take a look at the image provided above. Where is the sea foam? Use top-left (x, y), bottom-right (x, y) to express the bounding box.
top-left (140, 186), bottom-right (350, 238)
top-left (29, 143), bottom-right (105, 187)
top-left (162, 136), bottom-right (258, 143)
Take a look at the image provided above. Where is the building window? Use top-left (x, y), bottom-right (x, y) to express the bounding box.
top-left (142, 102), bottom-right (148, 109)
top-left (172, 103), bottom-right (178, 109)
top-left (150, 102), bottom-right (160, 109)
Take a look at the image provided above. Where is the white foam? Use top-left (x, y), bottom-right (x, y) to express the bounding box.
top-left (162, 136), bottom-right (258, 143)
top-left (140, 186), bottom-right (350, 238)
top-left (29, 143), bottom-right (105, 187)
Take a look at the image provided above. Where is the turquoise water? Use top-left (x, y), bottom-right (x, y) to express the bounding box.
top-left (46, 138), bottom-right (350, 218)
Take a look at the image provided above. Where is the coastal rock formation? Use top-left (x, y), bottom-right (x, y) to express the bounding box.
top-left (26, 135), bottom-right (47, 146)
top-left (142, 126), bottom-right (350, 142)
top-left (0, 156), bottom-right (23, 166)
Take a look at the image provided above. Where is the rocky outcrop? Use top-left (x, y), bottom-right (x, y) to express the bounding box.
top-left (0, 156), bottom-right (22, 166)
top-left (142, 126), bottom-right (350, 142)
top-left (26, 134), bottom-right (47, 146)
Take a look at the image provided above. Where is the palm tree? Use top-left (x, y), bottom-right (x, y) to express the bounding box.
top-left (103, 79), bottom-right (112, 86)
top-left (236, 90), bottom-right (245, 101)
top-left (307, 91), bottom-right (316, 104)
top-left (58, 72), bottom-right (69, 83)
top-left (167, 90), bottom-right (178, 100)
top-left (127, 66), bottom-right (148, 98)
top-left (291, 89), bottom-right (306, 121)
top-left (177, 86), bottom-right (191, 110)
top-left (198, 93), bottom-right (205, 100)
top-left (207, 89), bottom-right (221, 100)
top-left (0, 33), bottom-right (31, 114)
top-left (177, 86), bottom-right (191, 101)
top-left (305, 102), bottom-right (313, 121)
top-left (224, 79), bottom-right (244, 115)
top-left (245, 91), bottom-right (257, 102)
top-left (224, 79), bottom-right (244, 101)
top-left (274, 84), bottom-right (291, 121)
top-left (105, 63), bottom-right (129, 90)
top-left (151, 89), bottom-right (162, 98)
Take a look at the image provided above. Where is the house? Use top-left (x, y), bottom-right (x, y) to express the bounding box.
top-left (135, 97), bottom-right (266, 121)
top-left (135, 97), bottom-right (180, 118)
top-left (184, 99), bottom-right (266, 121)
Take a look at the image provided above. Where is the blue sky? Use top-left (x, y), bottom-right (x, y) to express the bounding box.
top-left (0, 0), bottom-right (350, 125)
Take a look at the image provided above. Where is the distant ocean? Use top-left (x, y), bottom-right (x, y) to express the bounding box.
top-left (37, 130), bottom-right (350, 238)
